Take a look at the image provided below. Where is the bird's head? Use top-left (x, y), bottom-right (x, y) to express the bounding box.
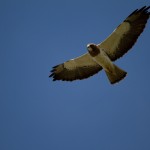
top-left (87, 43), bottom-right (100, 57)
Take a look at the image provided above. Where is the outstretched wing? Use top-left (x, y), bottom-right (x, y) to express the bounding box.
top-left (98, 6), bottom-right (150, 61)
top-left (49, 53), bottom-right (102, 81)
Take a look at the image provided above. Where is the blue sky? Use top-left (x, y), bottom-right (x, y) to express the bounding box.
top-left (0, 0), bottom-right (150, 150)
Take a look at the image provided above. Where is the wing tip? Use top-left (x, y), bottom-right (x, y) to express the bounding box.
top-left (128, 6), bottom-right (150, 17)
top-left (138, 6), bottom-right (150, 13)
top-left (49, 74), bottom-right (60, 82)
top-left (49, 63), bottom-right (65, 81)
top-left (49, 65), bottom-right (74, 82)
top-left (49, 65), bottom-right (57, 81)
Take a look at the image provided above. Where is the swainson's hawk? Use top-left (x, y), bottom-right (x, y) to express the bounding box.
top-left (49, 6), bottom-right (150, 84)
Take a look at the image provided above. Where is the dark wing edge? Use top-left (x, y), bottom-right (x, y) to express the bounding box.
top-left (99, 6), bottom-right (150, 61)
top-left (49, 53), bottom-right (102, 81)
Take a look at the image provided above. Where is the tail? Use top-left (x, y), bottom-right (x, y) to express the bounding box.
top-left (105, 64), bottom-right (127, 84)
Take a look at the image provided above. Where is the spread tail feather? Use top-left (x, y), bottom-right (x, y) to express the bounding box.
top-left (105, 64), bottom-right (127, 84)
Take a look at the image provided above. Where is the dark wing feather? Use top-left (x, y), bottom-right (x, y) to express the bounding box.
top-left (98, 6), bottom-right (150, 61)
top-left (49, 53), bottom-right (102, 81)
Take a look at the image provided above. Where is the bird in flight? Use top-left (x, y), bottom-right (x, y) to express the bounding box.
top-left (49, 6), bottom-right (150, 84)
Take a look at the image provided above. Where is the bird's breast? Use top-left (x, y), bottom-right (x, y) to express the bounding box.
top-left (91, 49), bottom-right (114, 71)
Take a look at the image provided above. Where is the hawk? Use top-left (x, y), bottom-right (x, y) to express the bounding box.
top-left (49, 6), bottom-right (150, 84)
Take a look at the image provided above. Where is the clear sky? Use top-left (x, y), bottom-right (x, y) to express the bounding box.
top-left (0, 0), bottom-right (150, 150)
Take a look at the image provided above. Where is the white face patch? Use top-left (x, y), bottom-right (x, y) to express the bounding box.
top-left (87, 46), bottom-right (93, 52)
top-left (87, 44), bottom-right (91, 47)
